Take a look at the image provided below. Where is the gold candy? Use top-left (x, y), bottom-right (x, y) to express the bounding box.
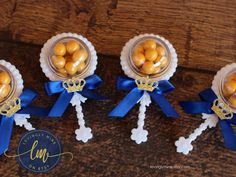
top-left (222, 73), bottom-right (236, 107)
top-left (51, 55), bottom-right (66, 69)
top-left (0, 71), bottom-right (11, 84)
top-left (58, 68), bottom-right (68, 76)
top-left (141, 61), bottom-right (155, 75)
top-left (66, 40), bottom-right (80, 54)
top-left (160, 56), bottom-right (168, 68)
top-left (153, 66), bottom-right (161, 74)
top-left (143, 39), bottom-right (156, 50)
top-left (132, 53), bottom-right (145, 67)
top-left (223, 81), bottom-right (236, 96)
top-left (228, 73), bottom-right (236, 82)
top-left (154, 55), bottom-right (162, 63)
top-left (229, 95), bottom-right (236, 107)
top-left (145, 49), bottom-right (158, 61)
top-left (134, 45), bottom-right (144, 54)
top-left (0, 84), bottom-right (11, 99)
top-left (53, 43), bottom-right (66, 56)
top-left (65, 62), bottom-right (78, 76)
top-left (77, 62), bottom-right (86, 73)
top-left (156, 46), bottom-right (165, 56)
top-left (72, 49), bottom-right (88, 62)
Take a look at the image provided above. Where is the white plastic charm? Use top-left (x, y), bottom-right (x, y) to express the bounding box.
top-left (175, 113), bottom-right (218, 155)
top-left (70, 92), bottom-right (93, 143)
top-left (14, 113), bottom-right (35, 131)
top-left (131, 92), bottom-right (151, 144)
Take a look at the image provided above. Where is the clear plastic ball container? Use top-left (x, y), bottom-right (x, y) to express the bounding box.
top-left (47, 37), bottom-right (91, 80)
top-left (220, 67), bottom-right (236, 110)
top-left (0, 65), bottom-right (15, 105)
top-left (128, 36), bottom-right (171, 78)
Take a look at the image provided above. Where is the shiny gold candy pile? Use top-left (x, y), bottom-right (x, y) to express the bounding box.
top-left (132, 39), bottom-right (168, 75)
top-left (0, 71), bottom-right (11, 101)
top-left (51, 40), bottom-right (88, 76)
top-left (223, 73), bottom-right (236, 107)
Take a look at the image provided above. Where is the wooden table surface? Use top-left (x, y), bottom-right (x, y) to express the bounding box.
top-left (0, 0), bottom-right (236, 176)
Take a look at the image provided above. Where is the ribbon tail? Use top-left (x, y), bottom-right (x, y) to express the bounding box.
top-left (219, 120), bottom-right (236, 151)
top-left (116, 76), bottom-right (136, 91)
top-left (48, 90), bottom-right (74, 117)
top-left (228, 116), bottom-right (236, 125)
top-left (150, 92), bottom-right (179, 118)
top-left (18, 106), bottom-right (50, 117)
top-left (0, 116), bottom-right (14, 155)
top-left (157, 80), bottom-right (175, 93)
top-left (19, 89), bottom-right (39, 107)
top-left (199, 88), bottom-right (217, 102)
top-left (109, 88), bottom-right (144, 118)
top-left (84, 74), bottom-right (103, 89)
top-left (180, 101), bottom-right (213, 114)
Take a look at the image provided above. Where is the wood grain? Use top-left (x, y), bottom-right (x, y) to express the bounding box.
top-left (0, 41), bottom-right (235, 177)
top-left (0, 0), bottom-right (236, 71)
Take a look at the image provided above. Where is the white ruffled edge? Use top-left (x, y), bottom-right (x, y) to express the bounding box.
top-left (212, 63), bottom-right (236, 113)
top-left (120, 34), bottom-right (178, 81)
top-left (40, 33), bottom-right (98, 81)
top-left (0, 60), bottom-right (24, 99)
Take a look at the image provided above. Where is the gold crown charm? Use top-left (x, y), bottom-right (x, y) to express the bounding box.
top-left (211, 99), bottom-right (233, 120)
top-left (135, 77), bottom-right (158, 92)
top-left (63, 78), bottom-right (86, 93)
top-left (0, 98), bottom-right (21, 117)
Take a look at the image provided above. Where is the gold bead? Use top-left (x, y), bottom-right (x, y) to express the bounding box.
top-left (153, 66), bottom-right (161, 74)
top-left (58, 68), bottom-right (68, 76)
top-left (156, 46), bottom-right (165, 56)
top-left (72, 49), bottom-right (88, 62)
top-left (77, 62), bottom-right (86, 73)
top-left (51, 55), bottom-right (66, 69)
top-left (143, 39), bottom-right (157, 50)
top-left (160, 56), bottom-right (168, 68)
top-left (134, 45), bottom-right (144, 54)
top-left (66, 40), bottom-right (80, 54)
top-left (145, 49), bottom-right (158, 61)
top-left (229, 95), bottom-right (236, 107)
top-left (65, 62), bottom-right (78, 76)
top-left (132, 53), bottom-right (145, 67)
top-left (141, 61), bottom-right (155, 75)
top-left (223, 80), bottom-right (236, 97)
top-left (0, 71), bottom-right (11, 84)
top-left (53, 42), bottom-right (66, 56)
top-left (0, 84), bottom-right (11, 99)
top-left (154, 55), bottom-right (162, 63)
top-left (227, 73), bottom-right (236, 82)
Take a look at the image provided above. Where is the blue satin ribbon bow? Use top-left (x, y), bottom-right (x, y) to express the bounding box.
top-left (180, 88), bottom-right (236, 151)
top-left (109, 76), bottom-right (179, 118)
top-left (45, 74), bottom-right (106, 117)
top-left (0, 89), bottom-right (49, 155)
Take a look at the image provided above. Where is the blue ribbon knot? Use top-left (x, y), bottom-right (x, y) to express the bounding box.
top-left (45, 74), bottom-right (106, 117)
top-left (109, 76), bottom-right (179, 118)
top-left (0, 89), bottom-right (49, 155)
top-left (180, 88), bottom-right (236, 151)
